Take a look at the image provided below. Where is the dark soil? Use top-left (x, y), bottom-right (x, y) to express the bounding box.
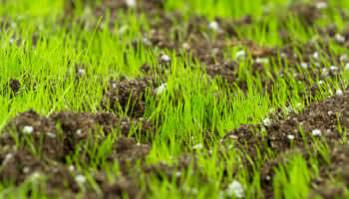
top-left (221, 87), bottom-right (349, 198)
top-left (222, 87), bottom-right (349, 156)
top-left (0, 110), bottom-right (152, 161)
top-left (101, 76), bottom-right (159, 118)
top-left (310, 144), bottom-right (349, 199)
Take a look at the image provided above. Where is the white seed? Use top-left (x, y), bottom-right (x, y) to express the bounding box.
top-left (30, 172), bottom-right (42, 180)
top-left (263, 118), bottom-right (272, 127)
top-left (68, 165), bottom-right (75, 172)
top-left (255, 57), bottom-right (269, 64)
top-left (212, 48), bottom-right (219, 55)
top-left (182, 42), bottom-right (190, 50)
top-left (208, 21), bottom-right (220, 32)
top-left (340, 54), bottom-right (348, 62)
top-left (176, 171), bottom-right (182, 177)
top-left (266, 175), bottom-right (271, 181)
top-left (9, 38), bottom-right (15, 44)
top-left (336, 89), bottom-right (344, 96)
top-left (313, 52), bottom-right (319, 59)
top-left (287, 134), bottom-right (295, 140)
top-left (321, 68), bottom-right (329, 76)
top-left (160, 54), bottom-right (171, 63)
top-left (345, 63), bottom-right (349, 71)
top-left (125, 0), bottom-right (136, 8)
top-left (77, 68), bottom-right (85, 76)
top-left (330, 66), bottom-right (338, 71)
top-left (142, 37), bottom-right (152, 46)
top-left (46, 132), bottom-right (56, 138)
top-left (316, 2), bottom-right (328, 9)
top-left (76, 129), bottom-right (82, 136)
top-left (193, 143), bottom-right (204, 150)
top-left (155, 83), bottom-right (167, 95)
top-left (318, 80), bottom-right (324, 85)
top-left (226, 180), bottom-right (244, 198)
top-left (300, 62), bottom-right (308, 69)
top-left (118, 25), bottom-right (128, 35)
top-left (235, 50), bottom-right (246, 60)
top-left (22, 126), bottom-right (34, 134)
top-left (2, 153), bottom-right (13, 165)
top-left (312, 129), bottom-right (322, 136)
top-left (75, 175), bottom-right (86, 184)
top-left (23, 167), bottom-right (30, 174)
top-left (112, 83), bottom-right (117, 89)
top-left (335, 33), bottom-right (345, 43)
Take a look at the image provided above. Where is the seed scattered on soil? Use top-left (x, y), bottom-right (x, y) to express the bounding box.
top-left (315, 2), bottom-right (328, 10)
top-left (193, 143), bottom-right (204, 150)
top-left (335, 33), bottom-right (345, 43)
top-left (160, 54), bottom-right (171, 63)
top-left (75, 175), bottom-right (86, 184)
top-left (336, 89), bottom-right (343, 96)
top-left (154, 83), bottom-right (167, 95)
top-left (287, 134), bottom-right (295, 140)
top-left (208, 21), bottom-right (220, 32)
top-left (263, 118), bottom-right (272, 127)
top-left (225, 180), bottom-right (244, 198)
top-left (125, 0), bottom-right (136, 8)
top-left (22, 125), bottom-right (34, 134)
top-left (312, 129), bottom-right (322, 137)
top-left (235, 50), bottom-right (246, 60)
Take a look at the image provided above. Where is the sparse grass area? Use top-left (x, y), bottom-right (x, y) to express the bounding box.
top-left (0, 0), bottom-right (349, 198)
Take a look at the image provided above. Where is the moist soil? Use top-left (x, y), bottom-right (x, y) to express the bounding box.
top-left (0, 110), bottom-right (198, 198)
top-left (101, 76), bottom-right (161, 118)
top-left (222, 88), bottom-right (349, 198)
top-left (67, 0), bottom-right (349, 95)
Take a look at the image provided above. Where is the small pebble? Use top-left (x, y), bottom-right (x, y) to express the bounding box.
top-left (22, 126), bottom-right (34, 134)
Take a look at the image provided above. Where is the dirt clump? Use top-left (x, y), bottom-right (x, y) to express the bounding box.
top-left (0, 110), bottom-right (152, 162)
top-left (101, 76), bottom-right (159, 118)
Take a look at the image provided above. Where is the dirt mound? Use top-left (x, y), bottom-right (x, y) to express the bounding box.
top-left (223, 88), bottom-right (349, 156)
top-left (1, 110), bottom-right (152, 161)
top-left (101, 77), bottom-right (159, 118)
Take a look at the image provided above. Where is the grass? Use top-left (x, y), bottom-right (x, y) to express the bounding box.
top-left (0, 0), bottom-right (349, 198)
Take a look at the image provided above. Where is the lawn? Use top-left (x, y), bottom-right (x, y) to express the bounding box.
top-left (0, 0), bottom-right (349, 198)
